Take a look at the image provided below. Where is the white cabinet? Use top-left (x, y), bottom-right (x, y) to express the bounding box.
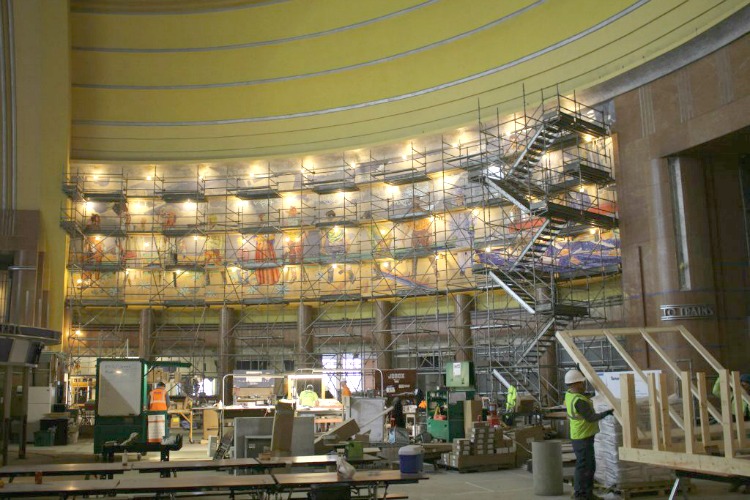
top-left (27, 386), bottom-right (54, 440)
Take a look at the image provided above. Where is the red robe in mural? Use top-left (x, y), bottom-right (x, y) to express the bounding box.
top-left (255, 234), bottom-right (280, 285)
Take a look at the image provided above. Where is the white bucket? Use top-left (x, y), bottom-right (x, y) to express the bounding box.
top-left (147, 414), bottom-right (166, 443)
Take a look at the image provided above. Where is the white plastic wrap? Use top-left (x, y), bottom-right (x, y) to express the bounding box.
top-left (336, 456), bottom-right (356, 479)
top-left (592, 395), bottom-right (674, 487)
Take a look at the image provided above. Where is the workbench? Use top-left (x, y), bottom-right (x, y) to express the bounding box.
top-left (168, 407), bottom-right (195, 443)
top-left (296, 406), bottom-right (344, 432)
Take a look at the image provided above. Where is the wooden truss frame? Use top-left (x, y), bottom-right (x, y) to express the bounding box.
top-left (556, 325), bottom-right (750, 477)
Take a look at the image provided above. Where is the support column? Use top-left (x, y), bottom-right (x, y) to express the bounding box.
top-left (9, 250), bottom-right (38, 326)
top-left (63, 305), bottom-right (73, 355)
top-left (451, 294), bottom-right (473, 362)
top-left (297, 303), bottom-right (316, 368)
top-left (2, 367), bottom-right (12, 466)
top-left (619, 156), bottom-right (722, 374)
top-left (373, 301), bottom-right (394, 370)
top-left (539, 342), bottom-right (558, 407)
top-left (219, 306), bottom-right (237, 404)
top-left (18, 367), bottom-right (30, 459)
top-left (138, 308), bottom-right (154, 360)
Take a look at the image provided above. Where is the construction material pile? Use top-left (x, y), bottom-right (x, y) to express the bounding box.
top-left (442, 422), bottom-right (515, 471)
top-left (592, 396), bottom-right (674, 487)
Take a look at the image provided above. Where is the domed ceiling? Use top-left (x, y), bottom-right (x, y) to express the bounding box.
top-left (70, 0), bottom-right (747, 161)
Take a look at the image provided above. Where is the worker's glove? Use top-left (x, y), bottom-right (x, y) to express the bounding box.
top-left (603, 409), bottom-right (615, 417)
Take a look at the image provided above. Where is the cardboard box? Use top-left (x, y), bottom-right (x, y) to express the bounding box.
top-left (493, 427), bottom-right (504, 445)
top-left (271, 402), bottom-right (295, 454)
top-left (508, 425), bottom-right (544, 467)
top-left (463, 400), bottom-right (483, 436)
top-left (202, 409), bottom-right (220, 439)
top-left (447, 451), bottom-right (515, 469)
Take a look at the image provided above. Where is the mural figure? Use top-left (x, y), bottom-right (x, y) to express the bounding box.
top-left (323, 225), bottom-right (346, 255)
top-left (86, 236), bottom-right (104, 281)
top-left (161, 208), bottom-right (176, 230)
top-left (205, 235), bottom-right (223, 266)
top-left (86, 213), bottom-right (101, 232)
top-left (284, 233), bottom-right (304, 264)
top-left (112, 201), bottom-right (130, 229)
top-left (411, 216), bottom-right (432, 249)
top-left (255, 233), bottom-right (280, 285)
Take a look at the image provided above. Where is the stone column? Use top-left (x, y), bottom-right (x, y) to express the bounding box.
top-left (138, 308), bottom-right (154, 360)
top-left (373, 300), bottom-right (394, 370)
top-left (219, 306), bottom-right (237, 403)
top-left (297, 303), bottom-right (316, 368)
top-left (619, 156), bottom-right (720, 374)
top-left (451, 294), bottom-right (473, 362)
top-left (18, 367), bottom-right (30, 459)
top-left (539, 338), bottom-right (559, 406)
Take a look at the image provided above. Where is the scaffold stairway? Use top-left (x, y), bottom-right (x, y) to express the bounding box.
top-left (511, 216), bottom-right (568, 270)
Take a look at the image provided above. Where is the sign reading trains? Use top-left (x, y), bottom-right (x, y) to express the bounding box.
top-left (660, 304), bottom-right (715, 321)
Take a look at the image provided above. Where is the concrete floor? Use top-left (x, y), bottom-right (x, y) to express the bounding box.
top-left (3, 436), bottom-right (747, 499)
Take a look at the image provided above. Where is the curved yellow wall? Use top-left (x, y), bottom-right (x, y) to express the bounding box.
top-left (14, 0), bottom-right (70, 333)
top-left (69, 0), bottom-right (749, 161)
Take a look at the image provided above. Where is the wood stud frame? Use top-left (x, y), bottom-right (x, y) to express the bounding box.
top-left (556, 326), bottom-right (750, 478)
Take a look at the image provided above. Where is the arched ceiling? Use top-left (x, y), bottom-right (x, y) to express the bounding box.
top-left (69, 0), bottom-right (749, 162)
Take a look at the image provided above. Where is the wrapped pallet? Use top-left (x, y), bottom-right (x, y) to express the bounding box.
top-left (592, 395), bottom-right (674, 487)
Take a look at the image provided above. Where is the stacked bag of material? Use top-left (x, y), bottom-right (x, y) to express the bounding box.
top-left (592, 395), bottom-right (674, 487)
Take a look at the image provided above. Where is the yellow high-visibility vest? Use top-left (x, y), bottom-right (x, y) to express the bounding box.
top-left (565, 391), bottom-right (599, 440)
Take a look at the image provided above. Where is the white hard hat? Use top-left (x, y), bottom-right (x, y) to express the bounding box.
top-left (564, 370), bottom-right (586, 385)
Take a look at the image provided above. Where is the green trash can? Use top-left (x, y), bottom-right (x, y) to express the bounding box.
top-left (34, 428), bottom-right (56, 447)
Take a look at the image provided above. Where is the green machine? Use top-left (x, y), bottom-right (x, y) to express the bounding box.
top-left (426, 361), bottom-right (475, 442)
top-left (93, 358), bottom-right (190, 455)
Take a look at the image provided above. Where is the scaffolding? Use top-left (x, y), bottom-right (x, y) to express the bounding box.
top-left (61, 90), bottom-right (623, 404)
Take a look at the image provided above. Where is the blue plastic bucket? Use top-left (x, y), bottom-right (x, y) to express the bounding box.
top-left (398, 445), bottom-right (424, 473)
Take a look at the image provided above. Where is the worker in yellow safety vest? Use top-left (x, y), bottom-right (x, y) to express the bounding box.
top-left (298, 384), bottom-right (319, 407)
top-left (149, 381), bottom-right (169, 411)
top-left (565, 370), bottom-right (614, 500)
top-left (711, 373), bottom-right (750, 420)
top-left (505, 385), bottom-right (517, 412)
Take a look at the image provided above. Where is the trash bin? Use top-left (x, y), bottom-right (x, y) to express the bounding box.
top-left (532, 440), bottom-right (563, 495)
top-left (34, 428), bottom-right (56, 447)
top-left (398, 445), bottom-right (424, 473)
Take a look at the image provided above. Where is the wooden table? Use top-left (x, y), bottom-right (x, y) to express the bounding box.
top-left (115, 473), bottom-right (275, 497)
top-left (0, 462), bottom-right (130, 481)
top-left (0, 470), bottom-right (422, 499)
top-left (0, 478), bottom-right (122, 498)
top-left (132, 457), bottom-right (260, 477)
top-left (132, 454), bottom-right (379, 478)
top-left (0, 474), bottom-right (276, 499)
top-left (274, 470), bottom-right (425, 499)
top-left (168, 408), bottom-right (195, 443)
top-left (256, 454), bottom-right (380, 469)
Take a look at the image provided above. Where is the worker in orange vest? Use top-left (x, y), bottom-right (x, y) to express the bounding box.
top-left (149, 381), bottom-right (169, 411)
top-left (340, 380), bottom-right (352, 398)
